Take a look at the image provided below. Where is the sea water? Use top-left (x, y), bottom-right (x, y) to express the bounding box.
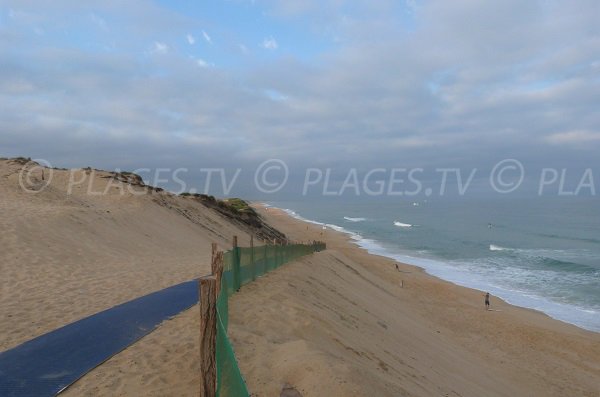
top-left (268, 197), bottom-right (600, 332)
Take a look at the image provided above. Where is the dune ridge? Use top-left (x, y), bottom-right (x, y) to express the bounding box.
top-left (0, 158), bottom-right (269, 350)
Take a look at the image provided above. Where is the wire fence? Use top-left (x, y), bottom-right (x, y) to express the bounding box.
top-left (213, 241), bottom-right (326, 397)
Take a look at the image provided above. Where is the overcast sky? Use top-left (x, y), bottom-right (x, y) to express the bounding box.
top-left (1, 1), bottom-right (599, 197)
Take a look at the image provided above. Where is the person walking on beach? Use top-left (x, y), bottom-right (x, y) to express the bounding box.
top-left (485, 292), bottom-right (490, 310)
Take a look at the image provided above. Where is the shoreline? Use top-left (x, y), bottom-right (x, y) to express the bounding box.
top-left (4, 159), bottom-right (597, 396)
top-left (263, 202), bottom-right (600, 334)
top-left (229, 202), bottom-right (600, 395)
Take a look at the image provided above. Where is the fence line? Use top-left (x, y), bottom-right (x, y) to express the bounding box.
top-left (200, 237), bottom-right (326, 397)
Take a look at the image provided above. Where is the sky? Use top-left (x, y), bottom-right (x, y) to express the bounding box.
top-left (1, 0), bottom-right (599, 198)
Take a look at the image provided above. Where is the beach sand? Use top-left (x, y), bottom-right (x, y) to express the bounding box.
top-left (2, 159), bottom-right (599, 396)
top-left (225, 205), bottom-right (600, 396)
top-left (0, 160), bottom-right (255, 395)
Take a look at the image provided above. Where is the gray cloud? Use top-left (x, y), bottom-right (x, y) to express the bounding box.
top-left (1, 1), bottom-right (599, 197)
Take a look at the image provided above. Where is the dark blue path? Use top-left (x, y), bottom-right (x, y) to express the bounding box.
top-left (0, 280), bottom-right (199, 397)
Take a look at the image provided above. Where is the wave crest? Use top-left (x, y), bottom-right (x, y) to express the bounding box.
top-left (344, 216), bottom-right (366, 222)
top-left (490, 244), bottom-right (511, 251)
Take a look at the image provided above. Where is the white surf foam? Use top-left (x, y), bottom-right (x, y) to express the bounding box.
top-left (279, 207), bottom-right (363, 240)
top-left (373, 247), bottom-right (600, 333)
top-left (281, 208), bottom-right (324, 227)
top-left (344, 216), bottom-right (366, 222)
top-left (490, 244), bottom-right (511, 251)
top-left (271, 205), bottom-right (600, 333)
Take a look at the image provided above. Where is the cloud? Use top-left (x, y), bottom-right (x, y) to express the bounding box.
top-left (202, 30), bottom-right (212, 44)
top-left (196, 58), bottom-right (209, 68)
top-left (152, 41), bottom-right (168, 54)
top-left (1, 0), bottom-right (599, 196)
top-left (262, 36), bottom-right (278, 50)
top-left (186, 34), bottom-right (195, 45)
top-left (545, 131), bottom-right (600, 145)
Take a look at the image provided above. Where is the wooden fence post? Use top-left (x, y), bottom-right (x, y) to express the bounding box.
top-left (213, 251), bottom-right (223, 296)
top-left (250, 235), bottom-right (255, 281)
top-left (199, 276), bottom-right (217, 397)
top-left (232, 236), bottom-right (240, 291)
top-left (211, 243), bottom-right (218, 274)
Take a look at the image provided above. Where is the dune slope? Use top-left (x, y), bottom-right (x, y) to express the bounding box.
top-left (228, 206), bottom-right (600, 396)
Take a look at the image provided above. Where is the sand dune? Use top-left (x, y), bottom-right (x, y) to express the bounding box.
top-left (2, 158), bottom-right (599, 396)
top-left (1, 159), bottom-right (262, 395)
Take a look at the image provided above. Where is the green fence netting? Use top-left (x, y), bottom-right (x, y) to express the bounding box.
top-left (215, 242), bottom-right (326, 397)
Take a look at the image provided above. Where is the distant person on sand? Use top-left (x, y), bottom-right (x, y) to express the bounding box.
top-left (485, 292), bottom-right (490, 310)
top-left (395, 264), bottom-right (404, 287)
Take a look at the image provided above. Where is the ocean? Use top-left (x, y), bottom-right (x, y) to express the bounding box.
top-left (267, 197), bottom-right (600, 332)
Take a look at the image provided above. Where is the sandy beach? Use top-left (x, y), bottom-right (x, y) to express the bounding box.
top-left (2, 159), bottom-right (599, 396)
top-left (224, 205), bottom-right (600, 396)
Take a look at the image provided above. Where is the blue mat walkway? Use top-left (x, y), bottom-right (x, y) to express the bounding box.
top-left (0, 280), bottom-right (199, 397)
